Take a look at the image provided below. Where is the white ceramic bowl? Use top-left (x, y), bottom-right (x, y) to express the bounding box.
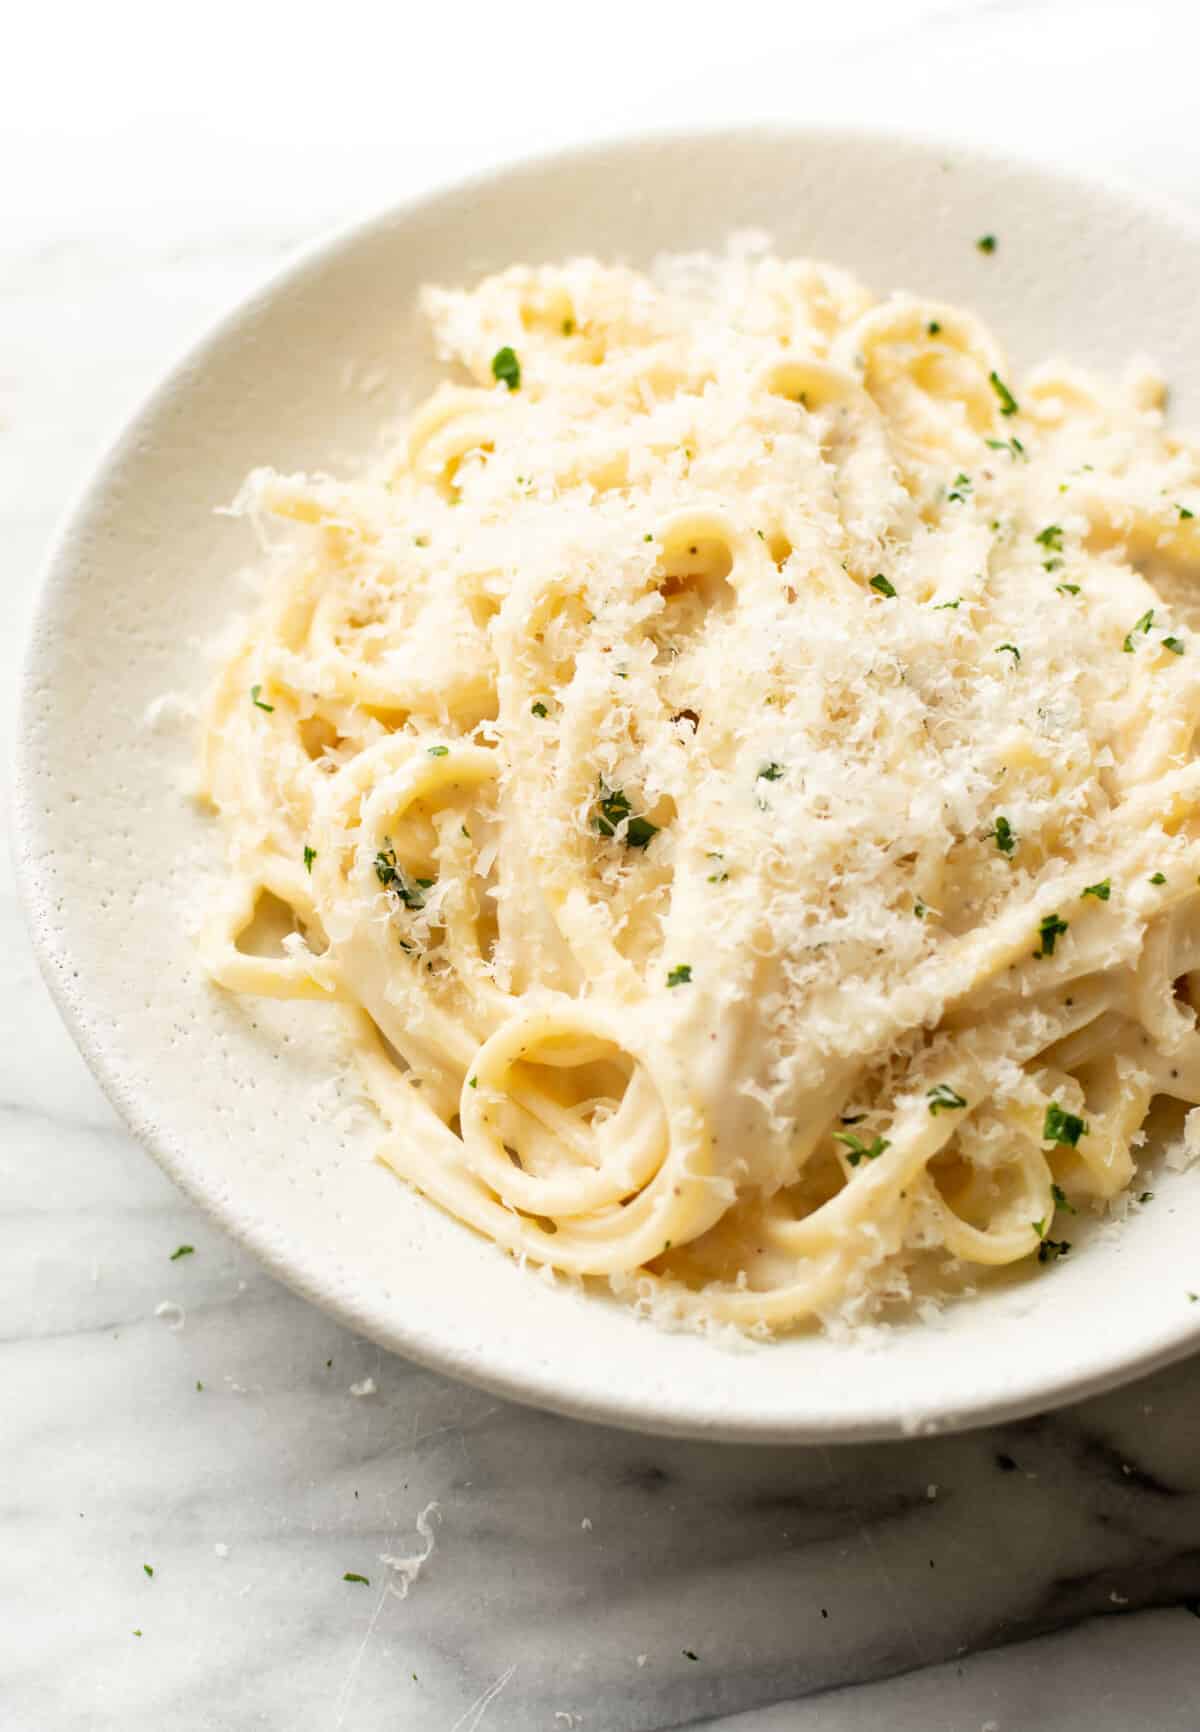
top-left (15, 128), bottom-right (1200, 1442)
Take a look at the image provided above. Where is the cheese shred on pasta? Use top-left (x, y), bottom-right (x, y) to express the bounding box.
top-left (199, 246), bottom-right (1200, 1332)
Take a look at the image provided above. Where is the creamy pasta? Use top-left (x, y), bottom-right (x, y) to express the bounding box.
top-left (200, 245), bottom-right (1200, 1332)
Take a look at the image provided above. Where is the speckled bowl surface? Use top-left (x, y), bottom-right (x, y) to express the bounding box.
top-left (14, 128), bottom-right (1200, 1441)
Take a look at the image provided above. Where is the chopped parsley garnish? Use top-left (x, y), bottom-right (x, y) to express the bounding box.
top-left (666, 964), bottom-right (693, 988)
top-left (1034, 913), bottom-right (1068, 958)
top-left (1081, 879), bottom-right (1110, 901)
top-left (491, 346), bottom-right (520, 390)
top-left (995, 642), bottom-right (1021, 662)
top-left (594, 785), bottom-right (658, 849)
top-left (869, 573), bottom-right (897, 598)
top-left (343, 1573), bottom-right (370, 1585)
top-left (989, 370), bottom-right (1018, 416)
top-left (467, 1076), bottom-right (477, 1088)
top-left (1180, 505), bottom-right (1195, 520)
top-left (1037, 1237), bottom-right (1071, 1264)
top-left (706, 851), bottom-right (728, 883)
top-left (1123, 609), bottom-right (1154, 652)
top-left (932, 598), bottom-right (961, 610)
top-left (303, 845), bottom-right (317, 873)
top-left (927, 320), bottom-right (942, 335)
top-left (1056, 583), bottom-right (1081, 596)
top-left (977, 234), bottom-right (997, 254)
top-left (985, 436), bottom-right (1026, 460)
top-left (530, 701), bottom-right (548, 717)
top-left (143, 1564), bottom-right (154, 1578)
top-left (1164, 636), bottom-right (1186, 655)
top-left (1052, 1183), bottom-right (1077, 1214)
top-left (1034, 524), bottom-right (1064, 552)
top-left (834, 1132), bottom-right (891, 1166)
top-left (1043, 557), bottom-right (1063, 572)
top-left (914, 899), bottom-right (927, 918)
top-left (988, 815), bottom-right (1016, 855)
top-left (1150, 872), bottom-right (1166, 885)
top-left (947, 473), bottom-right (972, 502)
top-left (427, 744), bottom-right (449, 757)
top-left (249, 684), bottom-right (274, 712)
top-left (373, 849), bottom-right (434, 909)
top-left (169, 1245), bottom-right (194, 1261)
top-left (757, 762), bottom-right (784, 782)
top-left (927, 1084), bottom-right (967, 1114)
top-left (1139, 1190), bottom-right (1154, 1204)
top-left (1043, 1102), bottom-right (1087, 1146)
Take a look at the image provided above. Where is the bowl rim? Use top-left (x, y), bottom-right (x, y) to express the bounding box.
top-left (13, 121), bottom-right (1200, 1443)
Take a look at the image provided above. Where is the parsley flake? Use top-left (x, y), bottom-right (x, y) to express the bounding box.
top-left (1056, 583), bottom-right (1081, 596)
top-left (932, 598), bottom-right (961, 610)
top-left (666, 964), bottom-right (693, 988)
top-left (530, 701), bottom-right (548, 717)
top-left (594, 785), bottom-right (658, 849)
top-left (986, 436), bottom-right (1026, 460)
top-left (995, 642), bottom-right (1021, 662)
top-left (834, 1132), bottom-right (891, 1166)
top-left (143, 1564), bottom-right (154, 1578)
top-left (427, 745), bottom-right (449, 757)
top-left (1150, 872), bottom-right (1166, 885)
top-left (1043, 1102), bottom-right (1087, 1146)
top-left (989, 815), bottom-right (1015, 855)
top-left (343, 1573), bottom-right (370, 1586)
top-left (303, 845), bottom-right (317, 873)
top-left (927, 320), bottom-right (942, 335)
top-left (1034, 913), bottom-right (1069, 958)
top-left (1081, 879), bottom-right (1110, 901)
top-left (1035, 524), bottom-right (1064, 552)
top-left (947, 473), bottom-right (972, 502)
top-left (1123, 609), bottom-right (1155, 652)
top-left (977, 233), bottom-right (997, 254)
top-left (1164, 636), bottom-right (1186, 655)
top-left (1037, 1237), bottom-right (1072, 1264)
top-left (491, 346), bottom-right (520, 390)
top-left (374, 849), bottom-right (433, 909)
top-left (1051, 1183), bottom-right (1077, 1214)
top-left (169, 1245), bottom-right (194, 1261)
top-left (927, 1084), bottom-right (967, 1114)
top-left (757, 762), bottom-right (784, 782)
top-left (1180, 505), bottom-right (1195, 521)
top-left (249, 684), bottom-right (274, 712)
top-left (989, 371), bottom-right (1019, 416)
top-left (869, 573), bottom-right (897, 598)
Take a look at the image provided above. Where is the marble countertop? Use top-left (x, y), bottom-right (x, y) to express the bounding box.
top-left (5, 3), bottom-right (1200, 1726)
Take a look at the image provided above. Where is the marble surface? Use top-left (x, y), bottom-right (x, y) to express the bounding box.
top-left (5, 3), bottom-right (1200, 1726)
